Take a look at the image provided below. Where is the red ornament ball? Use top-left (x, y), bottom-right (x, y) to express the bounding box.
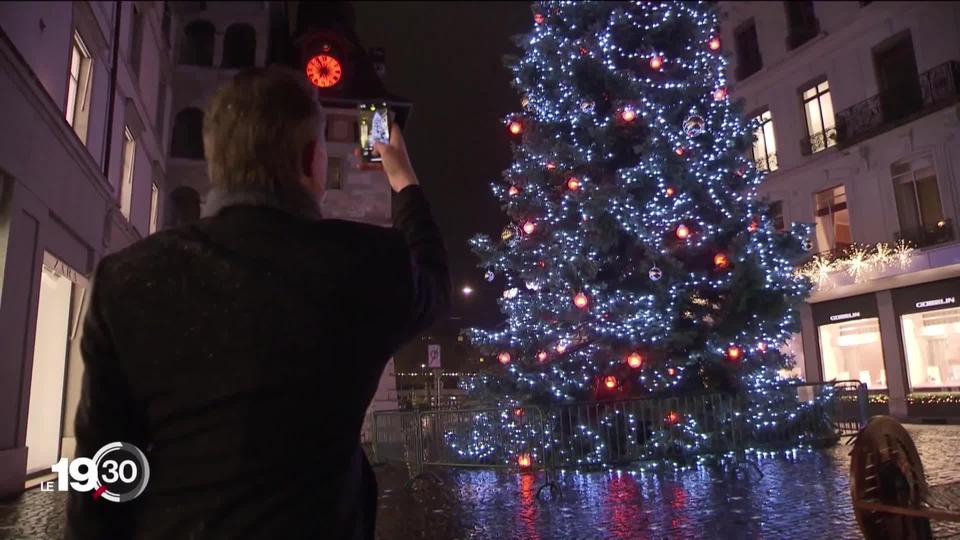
top-left (508, 119), bottom-right (523, 135)
top-left (675, 147), bottom-right (686, 156)
top-left (514, 407), bottom-right (524, 418)
top-left (566, 177), bottom-right (581, 190)
top-left (534, 13), bottom-right (544, 24)
top-left (714, 252), bottom-right (729, 269)
top-left (555, 342), bottom-right (567, 354)
top-left (667, 367), bottom-right (677, 376)
top-left (713, 87), bottom-right (728, 101)
top-left (537, 350), bottom-right (548, 362)
top-left (573, 292), bottom-right (589, 309)
top-left (546, 161), bottom-right (557, 170)
top-left (748, 220), bottom-right (759, 232)
top-left (757, 342), bottom-right (768, 353)
top-left (675, 224), bottom-right (691, 240)
top-left (603, 375), bottom-right (618, 389)
top-left (665, 187), bottom-right (675, 197)
top-left (522, 221), bottom-right (536, 235)
top-left (665, 411), bottom-right (681, 425)
top-left (627, 352), bottom-right (643, 369)
top-left (498, 352), bottom-right (511, 365)
top-left (708, 36), bottom-right (721, 51)
top-left (726, 346), bottom-right (743, 361)
top-left (620, 108), bottom-right (637, 122)
top-left (649, 55), bottom-right (664, 70)
top-left (508, 185), bottom-right (520, 197)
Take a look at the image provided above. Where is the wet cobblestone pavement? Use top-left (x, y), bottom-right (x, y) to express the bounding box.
top-left (2, 424), bottom-right (959, 539)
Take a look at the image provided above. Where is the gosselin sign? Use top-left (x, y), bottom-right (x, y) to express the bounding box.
top-left (915, 296), bottom-right (956, 309)
top-left (829, 311), bottom-right (861, 322)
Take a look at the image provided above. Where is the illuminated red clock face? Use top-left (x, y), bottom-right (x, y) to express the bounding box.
top-left (305, 54), bottom-right (343, 88)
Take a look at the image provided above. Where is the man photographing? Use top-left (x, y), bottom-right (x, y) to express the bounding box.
top-left (66, 67), bottom-right (450, 539)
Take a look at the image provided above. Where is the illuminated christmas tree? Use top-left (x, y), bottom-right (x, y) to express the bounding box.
top-left (459, 1), bottom-right (820, 466)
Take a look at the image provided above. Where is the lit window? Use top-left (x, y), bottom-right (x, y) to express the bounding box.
top-left (120, 128), bottom-right (136, 220)
top-left (819, 318), bottom-right (886, 389)
top-left (814, 185), bottom-right (851, 251)
top-left (66, 32), bottom-right (93, 143)
top-left (752, 110), bottom-right (778, 172)
top-left (901, 307), bottom-right (960, 391)
top-left (802, 81), bottom-right (836, 154)
top-left (892, 155), bottom-right (949, 247)
top-left (149, 183), bottom-right (160, 234)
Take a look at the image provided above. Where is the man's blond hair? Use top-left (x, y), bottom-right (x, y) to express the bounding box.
top-left (203, 67), bottom-right (323, 191)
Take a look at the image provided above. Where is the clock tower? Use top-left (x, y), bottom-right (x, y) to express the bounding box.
top-left (269, 1), bottom-right (407, 432)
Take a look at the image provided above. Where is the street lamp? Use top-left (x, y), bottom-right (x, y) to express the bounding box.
top-left (462, 285), bottom-right (474, 296)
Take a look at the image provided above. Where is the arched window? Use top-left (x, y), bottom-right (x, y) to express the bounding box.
top-left (178, 20), bottom-right (214, 66)
top-left (167, 186), bottom-right (201, 227)
top-left (170, 108), bottom-right (204, 159)
top-left (222, 24), bottom-right (256, 68)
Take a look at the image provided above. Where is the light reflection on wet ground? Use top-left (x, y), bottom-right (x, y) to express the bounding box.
top-left (374, 424), bottom-right (960, 539)
top-left (1, 425), bottom-right (957, 538)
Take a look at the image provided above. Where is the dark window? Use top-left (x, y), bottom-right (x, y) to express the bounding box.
top-left (769, 200), bottom-right (785, 231)
top-left (735, 19), bottom-right (762, 80)
top-left (892, 155), bottom-right (951, 247)
top-left (168, 186), bottom-right (201, 227)
top-left (785, 1), bottom-right (819, 50)
top-left (179, 20), bottom-right (214, 66)
top-left (155, 75), bottom-right (167, 136)
top-left (873, 32), bottom-right (921, 123)
top-left (170, 108), bottom-right (204, 159)
top-left (222, 24), bottom-right (256, 68)
top-left (326, 156), bottom-right (343, 190)
top-left (129, 4), bottom-right (144, 76)
top-left (161, 2), bottom-right (172, 48)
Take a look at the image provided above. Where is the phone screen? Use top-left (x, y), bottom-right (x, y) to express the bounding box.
top-left (358, 102), bottom-right (390, 162)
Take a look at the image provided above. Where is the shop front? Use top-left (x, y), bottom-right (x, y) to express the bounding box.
top-left (891, 278), bottom-right (960, 418)
top-left (811, 293), bottom-right (887, 391)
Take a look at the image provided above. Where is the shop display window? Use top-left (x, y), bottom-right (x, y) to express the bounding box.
top-left (901, 307), bottom-right (960, 391)
top-left (819, 317), bottom-right (886, 389)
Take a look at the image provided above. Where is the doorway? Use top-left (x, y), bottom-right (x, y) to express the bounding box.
top-left (24, 253), bottom-right (87, 475)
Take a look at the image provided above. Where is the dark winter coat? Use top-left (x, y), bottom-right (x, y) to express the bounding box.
top-left (64, 185), bottom-right (449, 539)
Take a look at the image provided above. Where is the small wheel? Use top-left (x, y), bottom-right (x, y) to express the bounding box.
top-left (850, 416), bottom-right (933, 540)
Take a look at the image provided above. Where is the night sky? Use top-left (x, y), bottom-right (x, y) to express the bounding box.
top-left (352, 2), bottom-right (532, 332)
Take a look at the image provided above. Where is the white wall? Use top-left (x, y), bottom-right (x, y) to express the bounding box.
top-left (722, 1), bottom-right (960, 252)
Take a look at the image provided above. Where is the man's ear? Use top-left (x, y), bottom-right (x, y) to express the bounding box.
top-left (301, 139), bottom-right (317, 178)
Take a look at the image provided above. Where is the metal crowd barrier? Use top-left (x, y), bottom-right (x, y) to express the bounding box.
top-left (371, 380), bottom-right (869, 495)
top-left (542, 392), bottom-right (742, 468)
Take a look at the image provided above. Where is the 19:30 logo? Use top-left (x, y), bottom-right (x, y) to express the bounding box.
top-left (46, 442), bottom-right (150, 503)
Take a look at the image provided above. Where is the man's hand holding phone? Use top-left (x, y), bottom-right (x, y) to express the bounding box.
top-left (374, 125), bottom-right (418, 193)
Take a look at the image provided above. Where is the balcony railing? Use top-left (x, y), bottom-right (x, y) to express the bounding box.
top-left (895, 218), bottom-right (956, 249)
top-left (836, 60), bottom-right (960, 147)
top-left (755, 152), bottom-right (779, 172)
top-left (801, 127), bottom-right (837, 156)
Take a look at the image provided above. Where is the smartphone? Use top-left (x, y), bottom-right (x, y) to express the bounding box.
top-left (358, 102), bottom-right (391, 162)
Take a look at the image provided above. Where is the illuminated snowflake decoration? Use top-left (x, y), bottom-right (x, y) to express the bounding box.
top-left (842, 246), bottom-right (871, 283)
top-left (798, 241), bottom-right (918, 291)
top-left (894, 239), bottom-right (914, 269)
top-left (869, 243), bottom-right (894, 271)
